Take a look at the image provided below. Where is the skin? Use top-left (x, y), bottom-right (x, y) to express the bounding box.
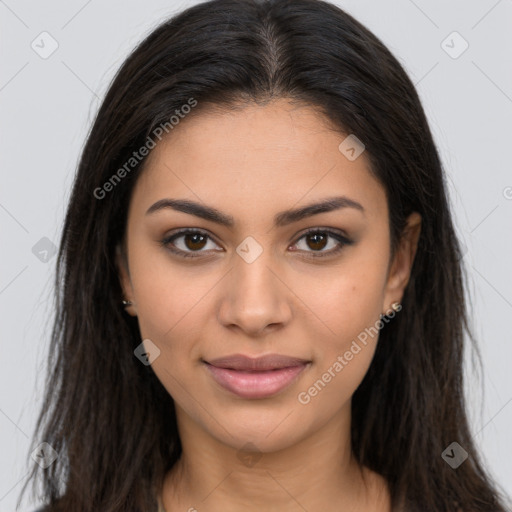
top-left (117, 98), bottom-right (421, 512)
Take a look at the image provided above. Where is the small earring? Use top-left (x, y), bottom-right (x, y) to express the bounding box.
top-left (391, 302), bottom-right (401, 312)
top-left (122, 299), bottom-right (133, 307)
top-left (381, 302), bottom-right (402, 317)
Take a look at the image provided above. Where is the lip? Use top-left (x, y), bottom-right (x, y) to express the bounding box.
top-left (203, 353), bottom-right (311, 399)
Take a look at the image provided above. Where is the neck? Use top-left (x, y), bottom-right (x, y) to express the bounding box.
top-left (161, 402), bottom-right (390, 512)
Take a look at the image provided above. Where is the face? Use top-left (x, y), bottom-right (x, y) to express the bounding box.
top-left (117, 98), bottom-right (420, 453)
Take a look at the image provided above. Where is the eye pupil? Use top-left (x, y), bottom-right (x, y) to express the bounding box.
top-left (185, 233), bottom-right (207, 250)
top-left (307, 233), bottom-right (327, 250)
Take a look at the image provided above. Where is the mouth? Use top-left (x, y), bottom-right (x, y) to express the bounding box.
top-left (202, 353), bottom-right (311, 399)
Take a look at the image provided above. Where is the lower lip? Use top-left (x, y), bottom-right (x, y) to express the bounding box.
top-left (204, 362), bottom-right (309, 399)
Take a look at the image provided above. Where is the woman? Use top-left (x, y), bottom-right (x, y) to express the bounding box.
top-left (20, 0), bottom-right (510, 510)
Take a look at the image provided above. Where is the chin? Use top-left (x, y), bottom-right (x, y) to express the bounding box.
top-left (204, 406), bottom-right (312, 454)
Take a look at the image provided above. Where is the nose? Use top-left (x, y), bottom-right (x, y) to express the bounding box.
top-left (217, 250), bottom-right (293, 337)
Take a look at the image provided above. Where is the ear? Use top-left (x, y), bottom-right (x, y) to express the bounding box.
top-left (382, 212), bottom-right (422, 315)
top-left (116, 243), bottom-right (137, 316)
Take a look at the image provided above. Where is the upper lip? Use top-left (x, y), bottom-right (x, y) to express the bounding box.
top-left (204, 353), bottom-right (310, 371)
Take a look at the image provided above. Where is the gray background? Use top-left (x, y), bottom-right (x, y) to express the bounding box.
top-left (1, 0), bottom-right (511, 510)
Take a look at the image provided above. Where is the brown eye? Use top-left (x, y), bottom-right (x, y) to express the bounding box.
top-left (291, 229), bottom-right (353, 258)
top-left (305, 232), bottom-right (328, 251)
top-left (161, 229), bottom-right (222, 258)
top-left (183, 232), bottom-right (208, 251)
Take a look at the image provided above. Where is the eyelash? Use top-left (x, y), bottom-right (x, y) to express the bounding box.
top-left (160, 228), bottom-right (353, 260)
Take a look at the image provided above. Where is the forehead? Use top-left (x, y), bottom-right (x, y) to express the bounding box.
top-left (130, 98), bottom-right (387, 224)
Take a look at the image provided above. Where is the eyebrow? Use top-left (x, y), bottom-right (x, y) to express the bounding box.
top-left (145, 196), bottom-right (364, 227)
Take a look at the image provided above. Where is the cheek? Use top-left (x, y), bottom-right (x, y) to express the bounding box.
top-left (305, 258), bottom-right (388, 345)
top-left (127, 238), bottom-right (210, 335)
top-left (296, 252), bottom-right (389, 397)
top-left (129, 255), bottom-right (209, 400)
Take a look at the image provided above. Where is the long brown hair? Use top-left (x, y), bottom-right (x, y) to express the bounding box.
top-left (19, 0), bottom-right (511, 510)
